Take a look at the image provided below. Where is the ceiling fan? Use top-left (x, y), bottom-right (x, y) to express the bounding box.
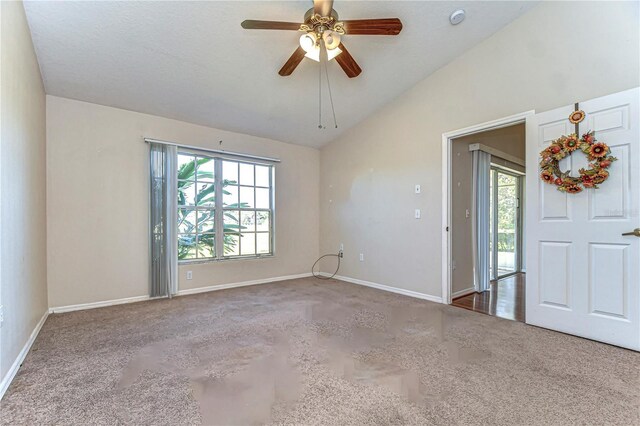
top-left (241, 0), bottom-right (403, 78)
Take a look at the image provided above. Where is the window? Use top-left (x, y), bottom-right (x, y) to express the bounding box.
top-left (177, 153), bottom-right (273, 261)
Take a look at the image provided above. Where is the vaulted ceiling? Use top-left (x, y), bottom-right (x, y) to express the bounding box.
top-left (24, 1), bottom-right (537, 148)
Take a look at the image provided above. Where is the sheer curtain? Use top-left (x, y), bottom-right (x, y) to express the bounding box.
top-left (149, 143), bottom-right (178, 298)
top-left (471, 150), bottom-right (491, 293)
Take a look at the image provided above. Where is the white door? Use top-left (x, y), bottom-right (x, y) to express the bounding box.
top-left (526, 87), bottom-right (640, 350)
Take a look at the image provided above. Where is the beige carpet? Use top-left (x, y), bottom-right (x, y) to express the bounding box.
top-left (1, 277), bottom-right (638, 425)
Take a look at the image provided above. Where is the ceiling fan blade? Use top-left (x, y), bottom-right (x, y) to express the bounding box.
top-left (343, 18), bottom-right (403, 35)
top-left (241, 20), bottom-right (301, 31)
top-left (313, 0), bottom-right (334, 17)
top-left (334, 43), bottom-right (362, 78)
top-left (278, 46), bottom-right (306, 76)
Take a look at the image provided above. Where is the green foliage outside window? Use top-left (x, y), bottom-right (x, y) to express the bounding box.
top-left (177, 157), bottom-right (248, 260)
top-left (496, 173), bottom-right (517, 252)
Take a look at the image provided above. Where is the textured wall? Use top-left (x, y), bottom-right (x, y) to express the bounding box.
top-left (0, 1), bottom-right (48, 383)
top-left (46, 96), bottom-right (319, 308)
top-left (319, 1), bottom-right (639, 298)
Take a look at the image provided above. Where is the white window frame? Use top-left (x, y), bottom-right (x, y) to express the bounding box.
top-left (177, 150), bottom-right (275, 263)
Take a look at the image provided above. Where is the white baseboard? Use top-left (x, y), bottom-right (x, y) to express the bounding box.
top-left (49, 295), bottom-right (150, 314)
top-left (0, 310), bottom-right (49, 400)
top-left (324, 274), bottom-right (443, 304)
top-left (48, 273), bottom-right (314, 313)
top-left (452, 287), bottom-right (476, 299)
top-left (177, 273), bottom-right (312, 296)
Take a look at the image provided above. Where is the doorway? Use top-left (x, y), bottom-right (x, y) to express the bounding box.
top-left (442, 113), bottom-right (531, 322)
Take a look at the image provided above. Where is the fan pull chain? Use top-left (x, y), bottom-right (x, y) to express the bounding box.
top-left (323, 52), bottom-right (338, 129)
top-left (318, 42), bottom-right (323, 129)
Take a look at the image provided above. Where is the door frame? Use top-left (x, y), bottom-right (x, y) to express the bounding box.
top-left (441, 110), bottom-right (535, 304)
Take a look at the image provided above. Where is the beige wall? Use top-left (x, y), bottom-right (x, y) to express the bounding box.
top-left (46, 96), bottom-right (319, 308)
top-left (0, 1), bottom-right (48, 383)
top-left (451, 124), bottom-right (525, 295)
top-left (319, 1), bottom-right (639, 298)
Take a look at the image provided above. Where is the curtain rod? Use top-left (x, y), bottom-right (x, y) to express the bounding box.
top-left (144, 138), bottom-right (281, 163)
top-left (468, 143), bottom-right (525, 167)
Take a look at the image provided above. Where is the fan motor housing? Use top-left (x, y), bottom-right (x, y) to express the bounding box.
top-left (304, 8), bottom-right (339, 23)
top-left (303, 8), bottom-right (341, 35)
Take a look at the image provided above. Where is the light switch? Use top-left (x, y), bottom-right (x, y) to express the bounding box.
top-left (415, 184), bottom-right (421, 194)
top-left (415, 209), bottom-right (421, 219)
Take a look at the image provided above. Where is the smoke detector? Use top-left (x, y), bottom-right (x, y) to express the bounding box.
top-left (450, 10), bottom-right (465, 25)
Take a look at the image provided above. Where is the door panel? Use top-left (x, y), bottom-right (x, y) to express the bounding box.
top-left (589, 144), bottom-right (628, 220)
top-left (588, 243), bottom-right (628, 319)
top-left (526, 87), bottom-right (640, 350)
top-left (538, 119), bottom-right (574, 221)
top-left (538, 241), bottom-right (572, 309)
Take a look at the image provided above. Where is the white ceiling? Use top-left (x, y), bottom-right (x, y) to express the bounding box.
top-left (24, 1), bottom-right (537, 148)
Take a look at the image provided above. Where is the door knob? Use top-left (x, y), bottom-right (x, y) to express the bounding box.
top-left (622, 228), bottom-right (640, 237)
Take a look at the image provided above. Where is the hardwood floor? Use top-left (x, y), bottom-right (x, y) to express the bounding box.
top-left (452, 273), bottom-right (525, 322)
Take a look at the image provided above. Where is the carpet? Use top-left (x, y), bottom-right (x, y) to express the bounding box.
top-left (1, 277), bottom-right (638, 425)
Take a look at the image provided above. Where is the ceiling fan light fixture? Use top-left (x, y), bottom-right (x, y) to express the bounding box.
top-left (326, 46), bottom-right (342, 61)
top-left (303, 44), bottom-right (341, 62)
top-left (300, 32), bottom-right (341, 62)
top-left (322, 30), bottom-right (341, 50)
top-left (299, 33), bottom-right (318, 53)
top-left (304, 48), bottom-right (321, 62)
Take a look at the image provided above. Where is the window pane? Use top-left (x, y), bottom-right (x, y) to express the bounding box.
top-left (177, 155), bottom-right (274, 262)
top-left (178, 155), bottom-right (196, 181)
top-left (239, 186), bottom-right (255, 208)
top-left (178, 235), bottom-right (197, 260)
top-left (196, 182), bottom-right (215, 206)
top-left (196, 158), bottom-right (215, 182)
top-left (224, 234), bottom-right (239, 256)
top-left (241, 211), bottom-right (255, 232)
top-left (256, 211), bottom-right (270, 232)
top-left (197, 210), bottom-right (215, 233)
top-left (178, 209), bottom-right (197, 234)
top-left (178, 181), bottom-right (195, 206)
top-left (223, 161), bottom-right (238, 184)
top-left (256, 233), bottom-right (270, 254)
top-left (239, 163), bottom-right (254, 186)
top-left (255, 166), bottom-right (270, 187)
top-left (223, 185), bottom-right (239, 207)
top-left (241, 233), bottom-right (256, 256)
top-left (496, 172), bottom-right (518, 276)
top-left (196, 234), bottom-right (215, 258)
top-left (255, 188), bottom-right (270, 209)
top-left (224, 210), bottom-right (241, 232)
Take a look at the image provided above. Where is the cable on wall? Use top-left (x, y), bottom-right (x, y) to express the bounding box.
top-left (311, 252), bottom-right (342, 280)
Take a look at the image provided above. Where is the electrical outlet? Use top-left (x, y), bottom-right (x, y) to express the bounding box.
top-left (359, 253), bottom-right (364, 261)
top-left (186, 271), bottom-right (193, 280)
top-left (415, 209), bottom-right (421, 219)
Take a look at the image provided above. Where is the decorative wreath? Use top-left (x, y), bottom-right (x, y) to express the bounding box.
top-left (539, 131), bottom-right (616, 193)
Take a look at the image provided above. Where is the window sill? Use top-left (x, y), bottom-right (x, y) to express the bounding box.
top-left (178, 254), bottom-right (274, 265)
